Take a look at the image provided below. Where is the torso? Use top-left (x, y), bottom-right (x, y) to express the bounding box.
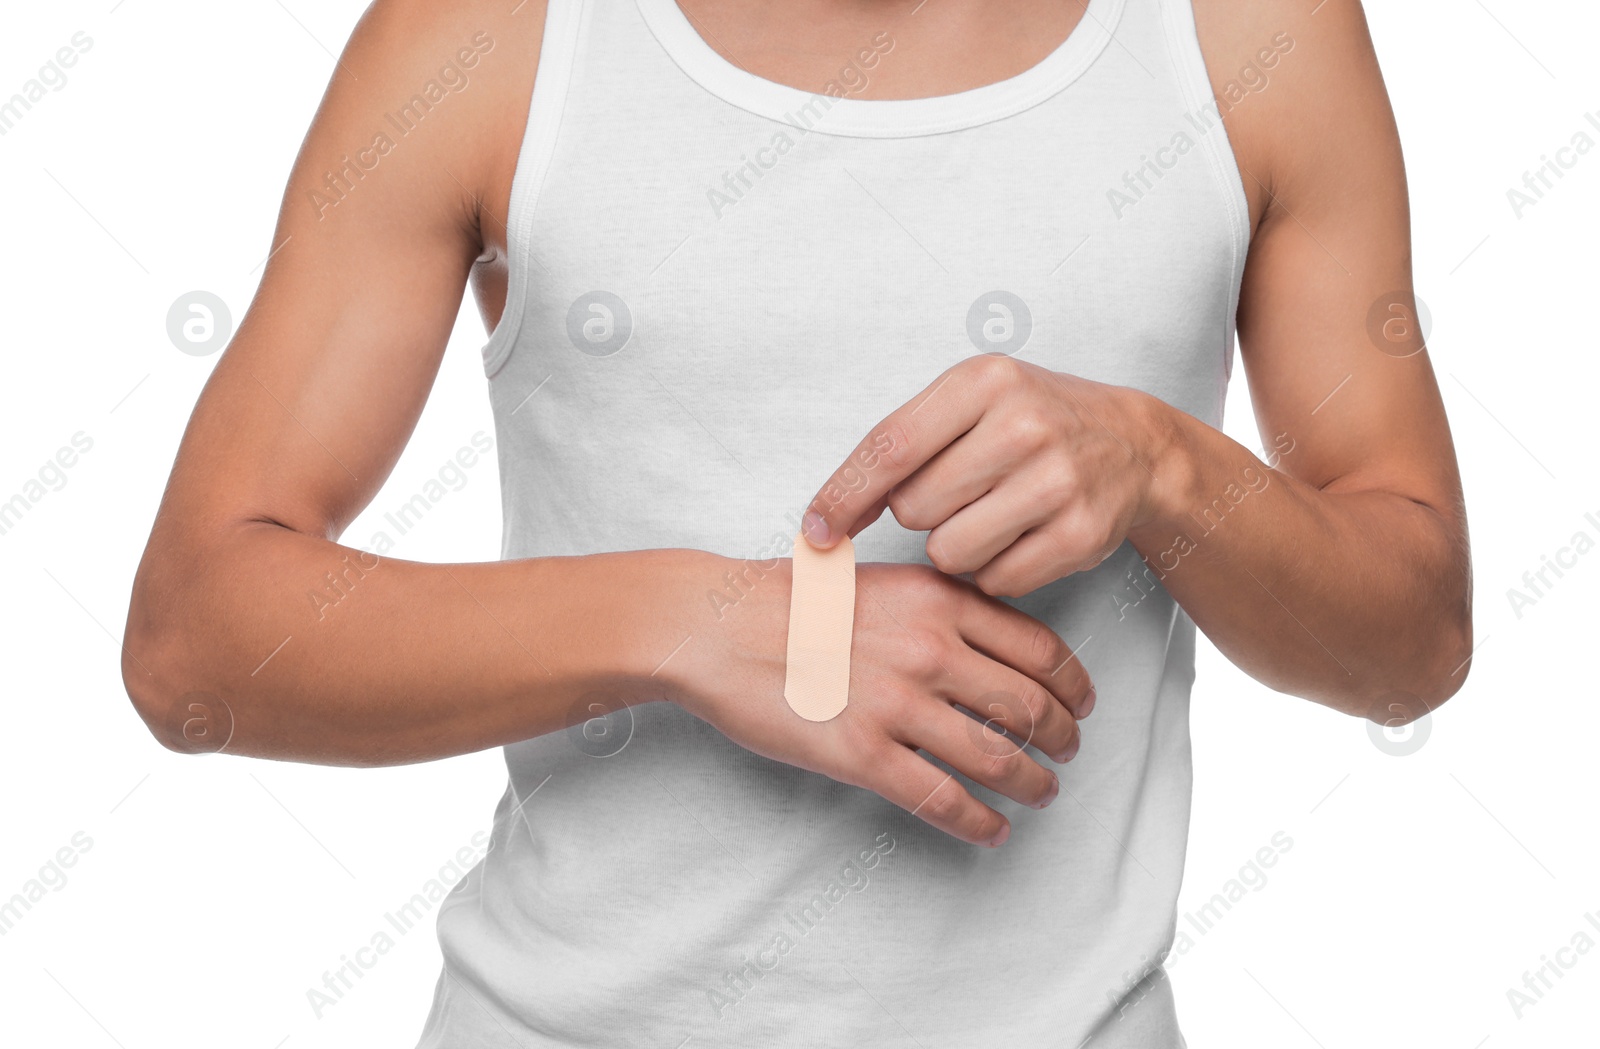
top-left (428, 1), bottom-right (1250, 1041)
top-left (467, 0), bottom-right (1276, 336)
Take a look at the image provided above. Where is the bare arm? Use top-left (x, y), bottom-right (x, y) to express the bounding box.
top-left (1133, 0), bottom-right (1472, 718)
top-left (799, 0), bottom-right (1471, 721)
top-left (117, 0), bottom-right (692, 765)
top-left (120, 0), bottom-right (1087, 846)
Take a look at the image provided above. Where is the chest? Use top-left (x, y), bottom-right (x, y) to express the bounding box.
top-left (469, 0), bottom-right (1270, 336)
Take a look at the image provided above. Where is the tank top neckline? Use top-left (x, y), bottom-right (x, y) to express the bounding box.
top-left (631, 0), bottom-right (1128, 138)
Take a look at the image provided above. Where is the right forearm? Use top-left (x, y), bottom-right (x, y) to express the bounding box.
top-left (123, 520), bottom-right (722, 765)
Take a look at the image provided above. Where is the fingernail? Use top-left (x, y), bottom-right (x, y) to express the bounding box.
top-left (801, 510), bottom-right (831, 545)
top-left (987, 823), bottom-right (1011, 847)
top-left (1062, 729), bottom-right (1081, 762)
top-left (1081, 686), bottom-right (1096, 718)
top-left (1035, 774), bottom-right (1059, 809)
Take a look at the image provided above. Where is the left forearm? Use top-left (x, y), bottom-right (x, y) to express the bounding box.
top-left (1125, 395), bottom-right (1473, 720)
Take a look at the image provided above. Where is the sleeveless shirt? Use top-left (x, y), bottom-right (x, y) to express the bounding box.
top-left (417, 0), bottom-right (1247, 1043)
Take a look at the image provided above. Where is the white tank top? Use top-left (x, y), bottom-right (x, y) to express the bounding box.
top-left (420, 0), bottom-right (1246, 1043)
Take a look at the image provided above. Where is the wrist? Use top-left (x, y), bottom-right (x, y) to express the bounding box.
top-left (599, 547), bottom-right (728, 707)
top-left (1127, 391), bottom-right (1200, 543)
top-left (649, 547), bottom-right (793, 712)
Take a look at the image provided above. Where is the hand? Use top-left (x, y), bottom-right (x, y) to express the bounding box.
top-left (799, 355), bottom-right (1177, 598)
top-left (665, 556), bottom-right (1094, 846)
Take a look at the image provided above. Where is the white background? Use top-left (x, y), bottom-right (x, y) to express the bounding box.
top-left (1, 1), bottom-right (1595, 1046)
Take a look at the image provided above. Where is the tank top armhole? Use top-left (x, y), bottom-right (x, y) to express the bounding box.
top-left (482, 0), bottom-right (587, 381)
top-left (1156, 0), bottom-right (1250, 386)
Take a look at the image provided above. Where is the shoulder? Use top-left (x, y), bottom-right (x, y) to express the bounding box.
top-left (318, 0), bottom-right (550, 226)
top-left (345, 0), bottom-right (547, 64)
top-left (1188, 0), bottom-right (1400, 236)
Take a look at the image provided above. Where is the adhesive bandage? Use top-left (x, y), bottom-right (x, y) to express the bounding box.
top-left (783, 531), bottom-right (856, 722)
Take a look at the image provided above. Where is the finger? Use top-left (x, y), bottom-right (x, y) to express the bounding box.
top-left (870, 742), bottom-right (1013, 847)
top-left (885, 427), bottom-right (1009, 534)
top-left (954, 587), bottom-right (1095, 719)
top-left (944, 649), bottom-right (1080, 763)
top-left (844, 490), bottom-right (892, 541)
top-left (800, 361), bottom-right (992, 549)
top-left (900, 701), bottom-right (1061, 811)
top-left (971, 518), bottom-right (1122, 599)
top-left (922, 471), bottom-right (1056, 577)
top-left (889, 401), bottom-right (1062, 533)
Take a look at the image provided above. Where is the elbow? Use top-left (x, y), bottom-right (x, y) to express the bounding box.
top-left (122, 586), bottom-right (234, 756)
top-left (1427, 614), bottom-right (1475, 712)
top-left (1415, 575), bottom-right (1476, 716)
top-left (1362, 601), bottom-right (1474, 727)
top-left (121, 611), bottom-right (188, 754)
top-left (1404, 507), bottom-right (1476, 719)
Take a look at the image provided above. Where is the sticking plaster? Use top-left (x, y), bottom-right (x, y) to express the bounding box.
top-left (784, 530), bottom-right (856, 722)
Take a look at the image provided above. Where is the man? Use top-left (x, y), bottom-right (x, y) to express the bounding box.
top-left (122, 0), bottom-right (1471, 1044)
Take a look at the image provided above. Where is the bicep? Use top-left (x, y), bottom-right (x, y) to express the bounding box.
top-left (158, 1), bottom-right (506, 543)
top-left (1230, 0), bottom-right (1460, 517)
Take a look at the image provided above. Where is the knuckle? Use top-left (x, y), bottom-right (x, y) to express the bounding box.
top-left (1073, 513), bottom-right (1118, 554)
top-left (968, 714), bottom-right (1009, 758)
top-left (1027, 624), bottom-right (1064, 677)
top-left (1047, 520), bottom-right (1085, 556)
top-left (973, 566), bottom-right (1021, 599)
top-left (887, 488), bottom-right (930, 531)
top-left (904, 563), bottom-right (958, 609)
top-left (1016, 686), bottom-right (1051, 734)
top-left (1000, 412), bottom-right (1052, 454)
top-left (1025, 470), bottom-right (1067, 513)
top-left (1080, 515), bottom-right (1120, 556)
top-left (1049, 459), bottom-right (1078, 496)
top-left (875, 420), bottom-right (917, 469)
top-left (919, 783), bottom-right (964, 824)
top-left (925, 534), bottom-right (965, 575)
top-left (970, 352), bottom-right (1023, 389)
top-left (980, 740), bottom-right (1027, 782)
top-left (899, 561), bottom-right (942, 594)
top-left (904, 628), bottom-right (954, 678)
